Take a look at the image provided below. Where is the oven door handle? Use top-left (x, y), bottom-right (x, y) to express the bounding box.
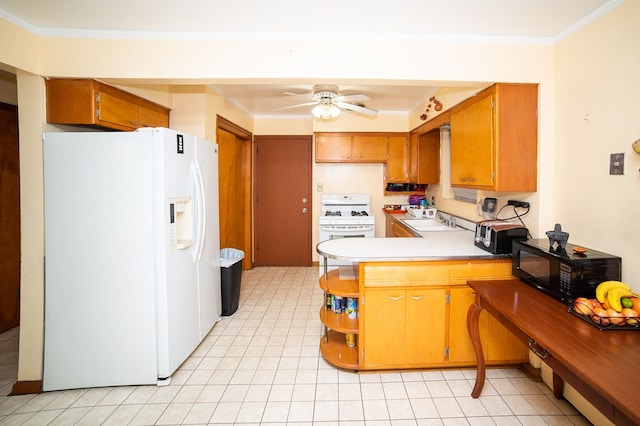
top-left (320, 225), bottom-right (375, 232)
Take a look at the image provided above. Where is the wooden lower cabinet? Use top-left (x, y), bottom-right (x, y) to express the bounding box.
top-left (317, 259), bottom-right (528, 371)
top-left (449, 286), bottom-right (487, 364)
top-left (385, 214), bottom-right (416, 237)
top-left (363, 287), bottom-right (446, 368)
top-left (354, 259), bottom-right (528, 371)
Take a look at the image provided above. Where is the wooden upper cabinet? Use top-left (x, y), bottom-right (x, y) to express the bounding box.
top-left (450, 83), bottom-right (538, 191)
top-left (315, 134), bottom-right (352, 161)
top-left (315, 132), bottom-right (388, 163)
top-left (352, 135), bottom-right (387, 161)
top-left (46, 78), bottom-right (170, 131)
top-left (416, 130), bottom-right (440, 184)
top-left (385, 135), bottom-right (409, 183)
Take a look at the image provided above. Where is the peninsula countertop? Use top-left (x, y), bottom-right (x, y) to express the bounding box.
top-left (317, 229), bottom-right (505, 262)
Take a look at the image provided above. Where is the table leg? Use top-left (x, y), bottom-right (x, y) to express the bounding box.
top-left (552, 372), bottom-right (565, 399)
top-left (467, 302), bottom-right (485, 398)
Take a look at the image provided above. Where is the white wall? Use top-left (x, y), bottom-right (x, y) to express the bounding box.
top-left (553, 0), bottom-right (639, 285)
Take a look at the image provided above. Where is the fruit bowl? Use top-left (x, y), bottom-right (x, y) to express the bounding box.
top-left (568, 298), bottom-right (640, 331)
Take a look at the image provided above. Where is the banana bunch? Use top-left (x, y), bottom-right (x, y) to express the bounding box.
top-left (596, 281), bottom-right (635, 312)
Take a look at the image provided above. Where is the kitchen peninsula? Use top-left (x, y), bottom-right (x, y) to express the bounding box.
top-left (316, 226), bottom-right (530, 372)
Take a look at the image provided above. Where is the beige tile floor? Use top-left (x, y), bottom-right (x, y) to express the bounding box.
top-left (0, 266), bottom-right (591, 425)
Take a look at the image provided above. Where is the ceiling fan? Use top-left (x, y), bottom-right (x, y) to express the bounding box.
top-left (276, 84), bottom-right (378, 119)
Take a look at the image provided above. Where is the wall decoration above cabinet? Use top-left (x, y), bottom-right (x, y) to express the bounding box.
top-left (449, 83), bottom-right (538, 192)
top-left (45, 78), bottom-right (171, 131)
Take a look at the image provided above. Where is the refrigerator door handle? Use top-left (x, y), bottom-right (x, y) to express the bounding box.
top-left (192, 160), bottom-right (207, 263)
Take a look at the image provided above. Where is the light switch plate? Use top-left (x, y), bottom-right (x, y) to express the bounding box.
top-left (610, 153), bottom-right (624, 175)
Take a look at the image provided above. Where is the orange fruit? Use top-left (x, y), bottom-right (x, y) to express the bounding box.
top-left (631, 297), bottom-right (640, 313)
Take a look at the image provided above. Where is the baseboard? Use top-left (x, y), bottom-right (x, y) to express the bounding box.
top-left (10, 380), bottom-right (42, 395)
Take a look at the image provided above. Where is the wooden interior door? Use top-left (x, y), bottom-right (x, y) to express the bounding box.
top-left (254, 135), bottom-right (312, 266)
top-left (0, 102), bottom-right (20, 332)
top-left (216, 116), bottom-right (253, 269)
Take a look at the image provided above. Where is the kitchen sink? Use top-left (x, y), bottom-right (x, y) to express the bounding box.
top-left (402, 219), bottom-right (461, 232)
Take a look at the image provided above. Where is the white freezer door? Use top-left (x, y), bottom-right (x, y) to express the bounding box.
top-left (152, 128), bottom-right (201, 379)
top-left (195, 136), bottom-right (222, 339)
top-left (42, 132), bottom-right (158, 391)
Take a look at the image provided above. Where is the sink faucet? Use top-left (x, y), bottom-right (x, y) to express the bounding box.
top-left (437, 213), bottom-right (457, 228)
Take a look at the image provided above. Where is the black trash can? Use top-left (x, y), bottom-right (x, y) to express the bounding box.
top-left (220, 248), bottom-right (244, 316)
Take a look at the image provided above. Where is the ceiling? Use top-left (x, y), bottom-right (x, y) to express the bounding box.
top-left (0, 0), bottom-right (620, 117)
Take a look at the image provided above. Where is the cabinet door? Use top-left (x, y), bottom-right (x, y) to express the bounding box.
top-left (362, 289), bottom-right (406, 367)
top-left (315, 135), bottom-right (352, 162)
top-left (406, 288), bottom-right (446, 364)
top-left (97, 90), bottom-right (140, 130)
top-left (450, 94), bottom-right (494, 188)
top-left (352, 136), bottom-right (387, 162)
top-left (140, 105), bottom-right (170, 128)
top-left (408, 132), bottom-right (419, 182)
top-left (416, 130), bottom-right (440, 184)
top-left (386, 136), bottom-right (409, 182)
top-left (448, 286), bottom-right (488, 364)
top-left (486, 313), bottom-right (528, 363)
top-left (392, 222), bottom-right (414, 237)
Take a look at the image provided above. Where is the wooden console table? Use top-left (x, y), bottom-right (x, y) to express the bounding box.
top-left (467, 279), bottom-right (640, 426)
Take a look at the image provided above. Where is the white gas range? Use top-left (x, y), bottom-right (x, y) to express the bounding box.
top-left (319, 193), bottom-right (375, 274)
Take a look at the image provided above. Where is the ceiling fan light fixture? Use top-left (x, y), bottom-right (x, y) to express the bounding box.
top-left (311, 103), bottom-right (340, 119)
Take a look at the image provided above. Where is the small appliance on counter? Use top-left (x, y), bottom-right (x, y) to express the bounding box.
top-left (474, 220), bottom-right (529, 254)
top-left (512, 238), bottom-right (622, 302)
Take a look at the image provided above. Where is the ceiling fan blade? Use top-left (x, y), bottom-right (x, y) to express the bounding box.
top-left (335, 93), bottom-right (370, 102)
top-left (283, 91), bottom-right (312, 97)
top-left (273, 100), bottom-right (319, 111)
top-left (334, 101), bottom-right (378, 116)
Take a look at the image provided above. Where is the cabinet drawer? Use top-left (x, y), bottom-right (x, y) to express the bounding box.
top-left (363, 262), bottom-right (450, 287)
top-left (449, 260), bottom-right (513, 284)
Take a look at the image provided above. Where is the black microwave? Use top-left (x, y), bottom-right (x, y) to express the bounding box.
top-left (512, 239), bottom-right (622, 302)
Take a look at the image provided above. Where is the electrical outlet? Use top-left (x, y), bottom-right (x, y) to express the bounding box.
top-left (317, 183), bottom-right (323, 192)
top-left (507, 200), bottom-right (530, 208)
top-left (610, 153), bottom-right (624, 175)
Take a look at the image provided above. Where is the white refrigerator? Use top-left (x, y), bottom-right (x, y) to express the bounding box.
top-left (42, 127), bottom-right (221, 391)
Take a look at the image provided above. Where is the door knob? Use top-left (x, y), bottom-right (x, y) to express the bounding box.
top-left (302, 207), bottom-right (308, 214)
top-left (302, 198), bottom-right (308, 203)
